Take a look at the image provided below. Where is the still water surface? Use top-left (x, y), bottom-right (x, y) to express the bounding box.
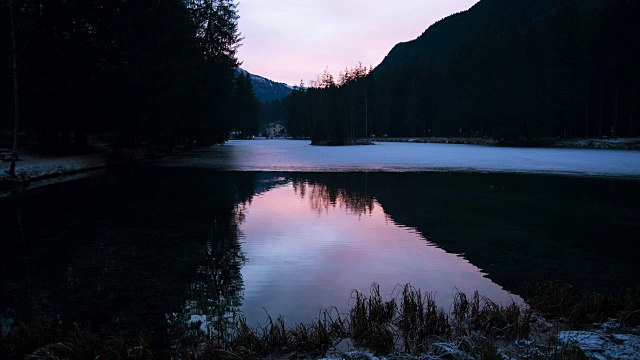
top-left (1, 141), bottom-right (639, 346)
top-left (238, 179), bottom-right (513, 325)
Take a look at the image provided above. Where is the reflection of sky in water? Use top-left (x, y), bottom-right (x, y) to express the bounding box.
top-left (238, 181), bottom-right (519, 326)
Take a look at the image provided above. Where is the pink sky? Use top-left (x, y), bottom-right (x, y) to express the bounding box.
top-left (236, 0), bottom-right (480, 86)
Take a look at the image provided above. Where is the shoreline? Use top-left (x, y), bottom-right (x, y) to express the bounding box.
top-left (0, 144), bottom-right (183, 194)
top-left (366, 136), bottom-right (640, 150)
top-left (2, 137), bottom-right (639, 193)
top-left (0, 154), bottom-right (109, 194)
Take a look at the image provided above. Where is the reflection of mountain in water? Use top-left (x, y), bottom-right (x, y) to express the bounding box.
top-left (285, 173), bottom-right (640, 296)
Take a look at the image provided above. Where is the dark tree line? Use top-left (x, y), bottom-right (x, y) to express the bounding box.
top-left (285, 0), bottom-right (640, 144)
top-left (285, 64), bottom-right (375, 145)
top-left (1, 0), bottom-right (247, 154)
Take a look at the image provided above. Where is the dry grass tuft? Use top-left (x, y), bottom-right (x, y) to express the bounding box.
top-left (0, 317), bottom-right (152, 359)
top-left (532, 336), bottom-right (591, 360)
top-left (450, 289), bottom-right (531, 340)
top-left (397, 284), bottom-right (450, 354)
top-left (618, 287), bottom-right (640, 327)
top-left (349, 283), bottom-right (396, 355)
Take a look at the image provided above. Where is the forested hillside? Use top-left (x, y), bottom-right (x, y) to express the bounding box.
top-left (236, 68), bottom-right (292, 103)
top-left (286, 0), bottom-right (640, 145)
top-left (0, 0), bottom-right (247, 154)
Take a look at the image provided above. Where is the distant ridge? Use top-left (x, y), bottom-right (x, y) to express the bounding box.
top-left (373, 0), bottom-right (558, 77)
top-left (235, 68), bottom-right (292, 103)
top-left (284, 0), bottom-right (637, 141)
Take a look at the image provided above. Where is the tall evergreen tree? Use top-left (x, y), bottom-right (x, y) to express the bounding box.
top-left (231, 72), bottom-right (260, 137)
top-left (185, 0), bottom-right (242, 144)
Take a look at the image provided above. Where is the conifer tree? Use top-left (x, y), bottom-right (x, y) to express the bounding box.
top-left (186, 0), bottom-right (242, 66)
top-left (185, 0), bottom-right (243, 144)
top-left (231, 72), bottom-right (260, 137)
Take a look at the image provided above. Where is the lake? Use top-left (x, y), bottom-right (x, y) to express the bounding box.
top-left (1, 140), bottom-right (639, 346)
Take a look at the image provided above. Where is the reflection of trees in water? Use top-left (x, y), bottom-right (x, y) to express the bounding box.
top-left (292, 178), bottom-right (375, 217)
top-left (168, 204), bottom-right (247, 348)
top-left (166, 173), bottom-right (293, 351)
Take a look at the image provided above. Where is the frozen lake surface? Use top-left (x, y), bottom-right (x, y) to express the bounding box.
top-left (165, 140), bottom-right (640, 177)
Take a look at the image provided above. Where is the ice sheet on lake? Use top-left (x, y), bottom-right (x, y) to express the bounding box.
top-left (164, 140), bottom-right (640, 177)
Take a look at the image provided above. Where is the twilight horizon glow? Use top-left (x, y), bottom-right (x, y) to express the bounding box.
top-left (236, 0), bottom-right (480, 86)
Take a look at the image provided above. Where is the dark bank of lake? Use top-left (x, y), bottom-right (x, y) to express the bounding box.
top-left (1, 140), bottom-right (638, 348)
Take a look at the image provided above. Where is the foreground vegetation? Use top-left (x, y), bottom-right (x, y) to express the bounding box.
top-left (2, 282), bottom-right (639, 359)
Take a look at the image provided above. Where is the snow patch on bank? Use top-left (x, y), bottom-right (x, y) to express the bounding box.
top-left (559, 320), bottom-right (640, 360)
top-left (1, 154), bottom-right (108, 191)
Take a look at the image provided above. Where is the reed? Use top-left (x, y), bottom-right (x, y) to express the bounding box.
top-left (450, 289), bottom-right (531, 341)
top-left (348, 283), bottom-right (396, 355)
top-left (397, 284), bottom-right (450, 354)
top-left (454, 334), bottom-right (503, 360)
top-left (617, 286), bottom-right (640, 327)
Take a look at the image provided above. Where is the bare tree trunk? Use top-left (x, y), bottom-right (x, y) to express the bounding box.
top-left (585, 80), bottom-right (590, 138)
top-left (613, 84), bottom-right (619, 138)
top-left (631, 84), bottom-right (636, 136)
top-left (9, 0), bottom-right (20, 177)
top-left (598, 79), bottom-right (604, 137)
top-left (351, 93), bottom-right (354, 138)
top-left (364, 88), bottom-right (368, 137)
top-left (385, 91), bottom-right (390, 134)
top-left (12, 196), bottom-right (26, 248)
top-left (437, 96), bottom-right (442, 137)
top-left (305, 108), bottom-right (311, 137)
top-left (320, 100), bottom-right (327, 138)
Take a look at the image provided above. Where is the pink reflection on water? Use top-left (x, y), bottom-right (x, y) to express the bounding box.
top-left (239, 182), bottom-right (519, 326)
